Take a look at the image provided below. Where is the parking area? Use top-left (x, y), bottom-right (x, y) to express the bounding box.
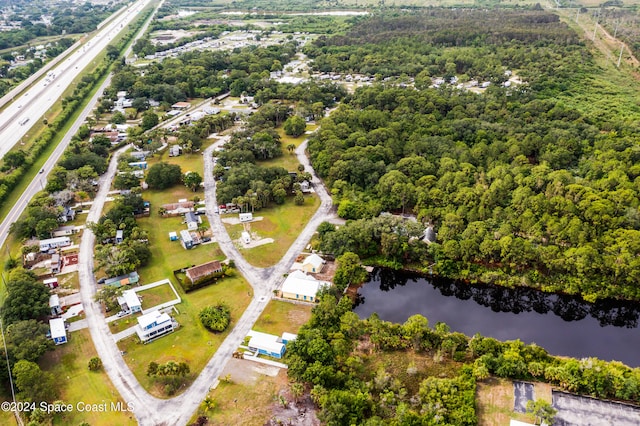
top-left (552, 391), bottom-right (640, 426)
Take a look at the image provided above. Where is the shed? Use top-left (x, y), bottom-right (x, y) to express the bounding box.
top-left (239, 212), bottom-right (253, 222)
top-left (241, 231), bottom-right (251, 244)
top-left (180, 229), bottom-right (194, 249)
top-left (302, 253), bottom-right (325, 274)
top-left (49, 318), bottom-right (67, 345)
top-left (169, 231), bottom-right (178, 241)
top-left (49, 294), bottom-right (62, 316)
top-left (115, 229), bottom-right (124, 244)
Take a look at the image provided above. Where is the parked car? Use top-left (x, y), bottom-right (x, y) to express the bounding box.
top-left (97, 277), bottom-right (106, 284)
top-left (117, 310), bottom-right (130, 318)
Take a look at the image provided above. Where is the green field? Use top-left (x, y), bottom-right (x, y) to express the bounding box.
top-left (117, 272), bottom-right (252, 398)
top-left (252, 299), bottom-right (312, 336)
top-left (138, 282), bottom-right (179, 310)
top-left (224, 195), bottom-right (320, 267)
top-left (39, 329), bottom-right (137, 426)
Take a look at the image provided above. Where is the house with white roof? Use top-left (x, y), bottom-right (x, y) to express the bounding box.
top-left (247, 331), bottom-right (285, 359)
top-left (302, 254), bottom-right (325, 274)
top-left (281, 270), bottom-right (329, 303)
top-left (49, 294), bottom-right (62, 316)
top-left (49, 318), bottom-right (67, 345)
top-left (136, 311), bottom-right (175, 343)
top-left (117, 290), bottom-right (142, 313)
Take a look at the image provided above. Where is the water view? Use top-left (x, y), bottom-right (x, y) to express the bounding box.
top-left (354, 269), bottom-right (640, 367)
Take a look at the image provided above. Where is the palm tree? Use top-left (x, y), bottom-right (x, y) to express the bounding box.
top-left (287, 143), bottom-right (296, 154)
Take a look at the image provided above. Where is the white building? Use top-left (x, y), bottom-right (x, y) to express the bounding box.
top-left (302, 253), bottom-right (325, 274)
top-left (239, 212), bottom-right (253, 222)
top-left (117, 290), bottom-right (142, 313)
top-left (49, 294), bottom-right (62, 316)
top-left (281, 270), bottom-right (329, 303)
top-left (39, 236), bottom-right (71, 252)
top-left (241, 231), bottom-right (251, 244)
top-left (49, 318), bottom-right (67, 345)
top-left (135, 311), bottom-right (175, 343)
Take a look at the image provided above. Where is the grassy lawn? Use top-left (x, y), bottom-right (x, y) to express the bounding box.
top-left (253, 300), bottom-right (312, 337)
top-left (109, 311), bottom-right (142, 334)
top-left (138, 282), bottom-right (178, 310)
top-left (136, 215), bottom-right (223, 284)
top-left (259, 126), bottom-right (317, 171)
top-left (39, 329), bottom-right (136, 426)
top-left (57, 272), bottom-right (80, 293)
top-left (117, 272), bottom-right (252, 398)
top-left (223, 195), bottom-right (320, 267)
top-left (475, 377), bottom-right (551, 425)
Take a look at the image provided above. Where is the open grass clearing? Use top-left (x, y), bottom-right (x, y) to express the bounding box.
top-left (253, 299), bottom-right (312, 337)
top-left (475, 377), bottom-right (552, 425)
top-left (57, 271), bottom-right (80, 293)
top-left (189, 362), bottom-right (289, 425)
top-left (138, 282), bottom-right (178, 310)
top-left (117, 272), bottom-right (252, 398)
top-left (39, 329), bottom-right (136, 426)
top-left (136, 215), bottom-right (222, 284)
top-left (109, 309), bottom-right (143, 334)
top-left (223, 195), bottom-right (320, 267)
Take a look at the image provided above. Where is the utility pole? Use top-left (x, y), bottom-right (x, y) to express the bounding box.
top-left (614, 21), bottom-right (619, 39)
top-left (575, 8), bottom-right (580, 23)
top-left (617, 43), bottom-right (624, 68)
top-left (593, 19), bottom-right (598, 41)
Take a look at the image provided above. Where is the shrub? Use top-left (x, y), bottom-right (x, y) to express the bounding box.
top-left (199, 304), bottom-right (231, 332)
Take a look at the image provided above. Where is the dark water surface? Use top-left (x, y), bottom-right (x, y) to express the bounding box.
top-left (353, 269), bottom-right (640, 367)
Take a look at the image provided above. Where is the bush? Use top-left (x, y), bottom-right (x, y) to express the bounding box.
top-left (199, 304), bottom-right (231, 332)
top-left (88, 357), bottom-right (103, 371)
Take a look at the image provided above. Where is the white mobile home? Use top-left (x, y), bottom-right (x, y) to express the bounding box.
top-left (39, 236), bottom-right (71, 252)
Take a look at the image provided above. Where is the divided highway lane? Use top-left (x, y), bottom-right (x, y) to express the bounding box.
top-left (0, 0), bottom-right (152, 161)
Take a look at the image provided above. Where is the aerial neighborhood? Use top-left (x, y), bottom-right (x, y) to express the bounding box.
top-left (0, 0), bottom-right (639, 425)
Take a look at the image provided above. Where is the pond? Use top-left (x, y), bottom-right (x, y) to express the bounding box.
top-left (353, 268), bottom-right (640, 367)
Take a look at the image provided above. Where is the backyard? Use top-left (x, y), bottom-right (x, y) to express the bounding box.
top-left (252, 300), bottom-right (312, 337)
top-left (117, 272), bottom-right (252, 398)
top-left (39, 329), bottom-right (136, 426)
top-left (223, 195), bottom-right (320, 267)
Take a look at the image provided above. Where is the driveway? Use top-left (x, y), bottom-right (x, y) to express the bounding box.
top-left (74, 115), bottom-right (336, 424)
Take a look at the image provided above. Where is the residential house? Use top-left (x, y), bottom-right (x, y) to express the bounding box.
top-left (43, 277), bottom-right (58, 289)
top-left (239, 213), bottom-right (253, 222)
top-left (49, 318), bottom-right (67, 345)
top-left (247, 331), bottom-right (286, 359)
top-left (117, 290), bottom-right (142, 313)
top-left (281, 332), bottom-right (297, 344)
top-left (135, 311), bottom-right (175, 343)
top-left (128, 161), bottom-right (147, 170)
top-left (52, 225), bottom-right (76, 238)
top-left (185, 260), bottom-right (223, 284)
top-left (58, 207), bottom-right (76, 223)
top-left (180, 230), bottom-right (194, 249)
top-left (185, 211), bottom-right (201, 231)
top-left (39, 236), bottom-right (71, 252)
top-left (104, 272), bottom-right (140, 287)
top-left (50, 253), bottom-right (61, 274)
top-left (169, 145), bottom-right (182, 157)
top-left (161, 201), bottom-right (194, 216)
top-left (300, 180), bottom-right (312, 193)
top-left (302, 254), bottom-right (325, 274)
top-left (49, 294), bottom-right (62, 316)
top-left (129, 150), bottom-right (149, 161)
top-left (171, 101), bottom-right (191, 110)
top-left (281, 270), bottom-right (329, 303)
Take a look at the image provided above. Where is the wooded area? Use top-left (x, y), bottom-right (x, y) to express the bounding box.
top-left (307, 10), bottom-right (640, 301)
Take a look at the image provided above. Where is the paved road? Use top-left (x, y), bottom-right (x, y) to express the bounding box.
top-left (73, 124), bottom-right (334, 424)
top-left (0, 0), bottom-right (152, 161)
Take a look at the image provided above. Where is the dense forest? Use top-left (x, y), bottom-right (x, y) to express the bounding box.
top-left (306, 10), bottom-right (640, 301)
top-left (286, 291), bottom-right (640, 424)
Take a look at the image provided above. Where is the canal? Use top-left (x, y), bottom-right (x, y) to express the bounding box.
top-left (353, 268), bottom-right (640, 367)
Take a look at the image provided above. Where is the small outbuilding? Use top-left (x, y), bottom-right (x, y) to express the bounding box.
top-left (43, 277), bottom-right (58, 289)
top-left (239, 212), bottom-right (253, 222)
top-left (49, 318), bottom-right (67, 345)
top-left (117, 290), bottom-right (142, 313)
top-left (49, 294), bottom-right (62, 316)
top-left (169, 231), bottom-right (178, 241)
top-left (115, 230), bottom-right (124, 244)
top-left (169, 145), bottom-right (182, 157)
top-left (241, 231), bottom-right (251, 245)
top-left (302, 254), bottom-right (325, 274)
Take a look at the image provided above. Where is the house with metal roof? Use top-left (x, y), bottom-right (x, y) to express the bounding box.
top-left (49, 318), bottom-right (67, 345)
top-left (136, 311), bottom-right (175, 343)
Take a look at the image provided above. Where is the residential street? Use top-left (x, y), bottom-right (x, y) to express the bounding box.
top-left (75, 129), bottom-right (335, 424)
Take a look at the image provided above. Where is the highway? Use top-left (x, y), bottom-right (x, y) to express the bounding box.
top-left (0, 0), bottom-right (152, 161)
